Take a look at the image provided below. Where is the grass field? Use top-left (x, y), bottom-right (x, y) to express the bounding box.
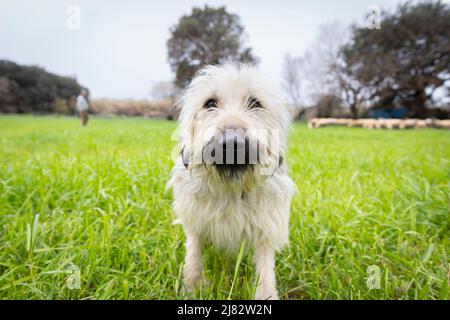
top-left (0, 115), bottom-right (448, 300)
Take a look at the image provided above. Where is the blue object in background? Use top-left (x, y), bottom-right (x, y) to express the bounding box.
top-left (369, 107), bottom-right (408, 118)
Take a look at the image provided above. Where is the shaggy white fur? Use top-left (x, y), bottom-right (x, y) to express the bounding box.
top-left (168, 64), bottom-right (296, 300)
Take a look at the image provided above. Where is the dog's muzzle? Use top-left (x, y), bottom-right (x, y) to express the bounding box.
top-left (203, 129), bottom-right (258, 176)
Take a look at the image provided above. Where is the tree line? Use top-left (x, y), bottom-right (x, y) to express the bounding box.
top-left (281, 1), bottom-right (450, 119)
top-left (166, 2), bottom-right (449, 119)
top-left (1, 2), bottom-right (448, 119)
top-left (0, 60), bottom-right (83, 114)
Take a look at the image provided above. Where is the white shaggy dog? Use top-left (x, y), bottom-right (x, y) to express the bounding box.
top-left (169, 64), bottom-right (296, 300)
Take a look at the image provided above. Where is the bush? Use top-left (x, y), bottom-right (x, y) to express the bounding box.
top-left (90, 98), bottom-right (178, 119)
top-left (0, 60), bottom-right (83, 114)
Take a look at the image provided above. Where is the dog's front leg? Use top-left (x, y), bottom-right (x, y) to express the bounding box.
top-left (183, 233), bottom-right (203, 289)
top-left (254, 245), bottom-right (279, 300)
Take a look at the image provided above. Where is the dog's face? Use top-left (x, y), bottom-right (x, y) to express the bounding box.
top-left (178, 64), bottom-right (291, 183)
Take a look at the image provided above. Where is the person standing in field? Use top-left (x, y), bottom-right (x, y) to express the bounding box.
top-left (76, 89), bottom-right (90, 126)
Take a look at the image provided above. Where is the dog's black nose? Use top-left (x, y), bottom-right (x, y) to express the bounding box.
top-left (216, 131), bottom-right (249, 166)
top-left (213, 130), bottom-right (255, 177)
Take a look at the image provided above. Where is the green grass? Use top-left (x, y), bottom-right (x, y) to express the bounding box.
top-left (0, 115), bottom-right (448, 300)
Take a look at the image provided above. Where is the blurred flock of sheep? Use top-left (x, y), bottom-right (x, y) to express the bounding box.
top-left (308, 118), bottom-right (450, 129)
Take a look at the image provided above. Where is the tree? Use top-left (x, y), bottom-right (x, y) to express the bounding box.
top-left (342, 1), bottom-right (450, 118)
top-left (331, 56), bottom-right (365, 118)
top-left (0, 77), bottom-right (20, 113)
top-left (0, 60), bottom-right (84, 114)
top-left (284, 22), bottom-right (349, 108)
top-left (281, 54), bottom-right (302, 109)
top-left (316, 93), bottom-right (342, 118)
top-left (305, 21), bottom-right (349, 103)
top-left (150, 81), bottom-right (179, 101)
top-left (167, 5), bottom-right (258, 88)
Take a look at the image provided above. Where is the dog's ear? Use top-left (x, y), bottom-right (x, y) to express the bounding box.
top-left (180, 146), bottom-right (189, 169)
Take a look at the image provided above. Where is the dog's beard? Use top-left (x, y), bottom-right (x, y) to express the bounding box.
top-left (214, 162), bottom-right (254, 181)
top-left (182, 144), bottom-right (280, 197)
top-left (200, 135), bottom-right (256, 179)
top-left (182, 128), bottom-right (282, 194)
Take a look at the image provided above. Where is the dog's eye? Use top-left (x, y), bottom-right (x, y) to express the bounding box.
top-left (248, 97), bottom-right (262, 109)
top-left (203, 98), bottom-right (217, 110)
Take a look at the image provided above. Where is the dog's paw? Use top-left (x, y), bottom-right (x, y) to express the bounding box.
top-left (183, 268), bottom-right (209, 291)
top-left (183, 275), bottom-right (203, 291)
top-left (181, 275), bottom-right (209, 299)
top-left (183, 262), bottom-right (204, 289)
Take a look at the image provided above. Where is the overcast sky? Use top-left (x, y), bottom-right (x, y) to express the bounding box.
top-left (0, 0), bottom-right (404, 100)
